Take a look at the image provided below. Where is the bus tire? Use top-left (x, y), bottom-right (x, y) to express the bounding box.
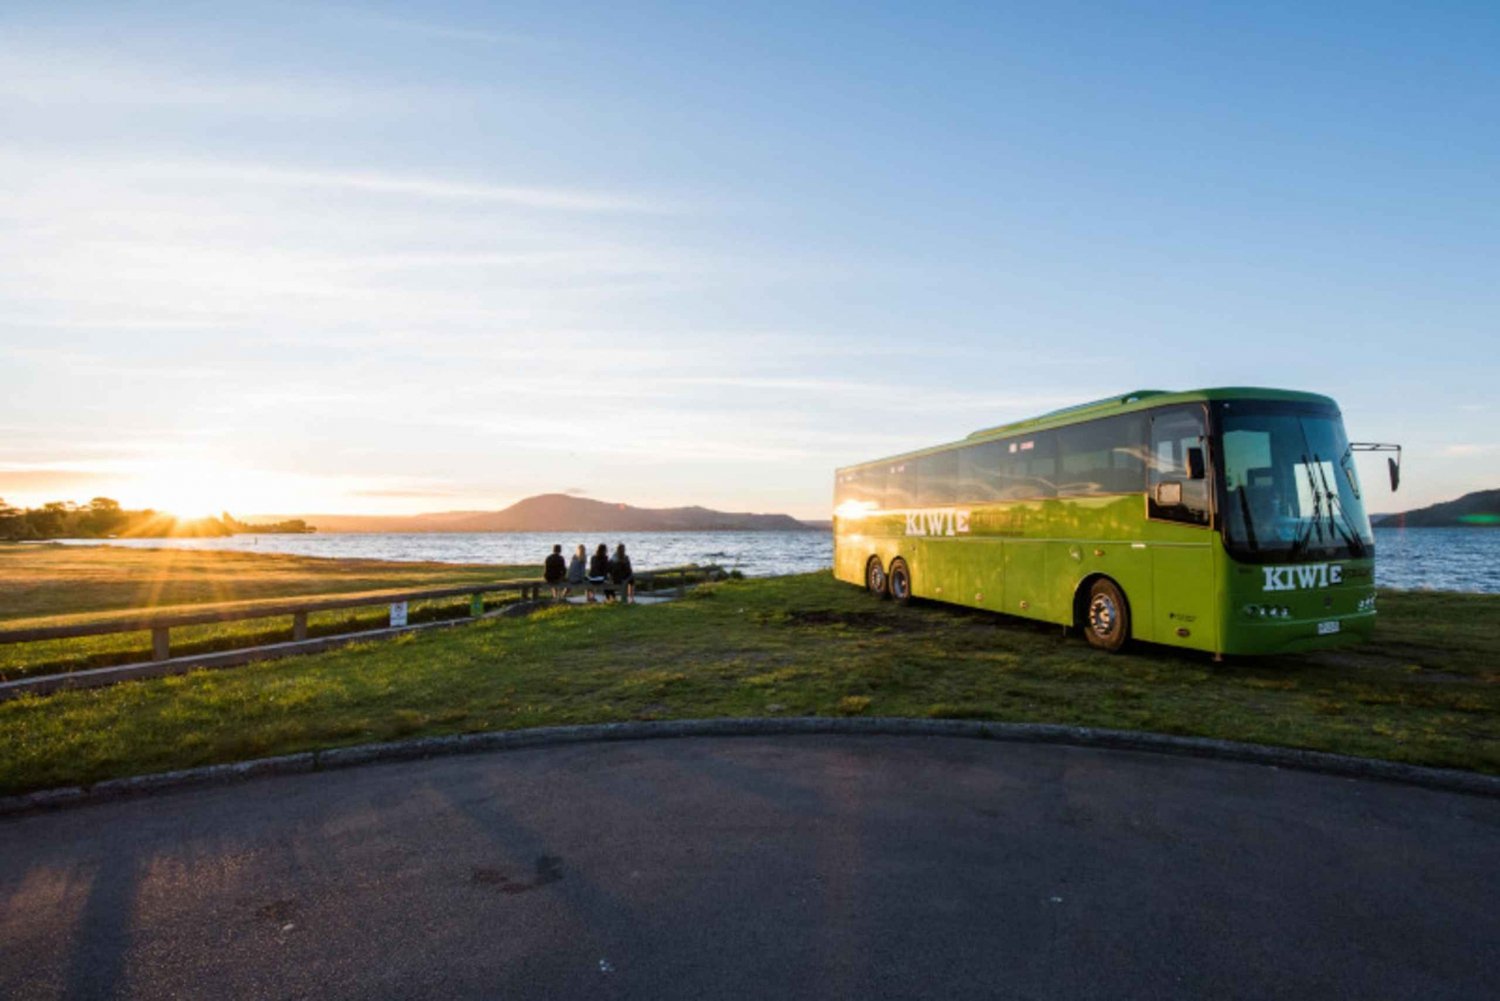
top-left (1084, 578), bottom-right (1130, 653)
top-left (865, 557), bottom-right (888, 598)
top-left (888, 558), bottom-right (913, 606)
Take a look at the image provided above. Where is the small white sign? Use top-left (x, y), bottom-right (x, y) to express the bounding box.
top-left (390, 601), bottom-right (409, 628)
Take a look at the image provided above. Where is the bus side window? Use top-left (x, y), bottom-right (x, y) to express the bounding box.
top-left (1058, 414), bottom-right (1147, 496)
top-left (886, 461), bottom-right (915, 511)
top-left (958, 442), bottom-right (1004, 503)
top-left (916, 449), bottom-right (958, 506)
top-left (999, 431), bottom-right (1057, 500)
top-left (1148, 407), bottom-right (1211, 526)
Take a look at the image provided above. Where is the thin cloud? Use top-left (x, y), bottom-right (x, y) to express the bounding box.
top-left (0, 468), bottom-right (113, 496)
top-left (0, 47), bottom-right (433, 116)
top-left (352, 488), bottom-right (465, 499)
top-left (335, 9), bottom-right (548, 47)
top-left (0, 153), bottom-right (663, 213)
top-left (149, 162), bottom-right (663, 212)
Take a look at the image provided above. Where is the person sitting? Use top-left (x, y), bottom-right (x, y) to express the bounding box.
top-left (610, 543), bottom-right (635, 605)
top-left (543, 544), bottom-right (567, 600)
top-left (566, 544), bottom-right (587, 600)
top-left (588, 543), bottom-right (612, 603)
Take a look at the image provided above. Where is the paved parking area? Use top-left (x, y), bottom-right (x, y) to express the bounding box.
top-left (2, 735), bottom-right (1496, 999)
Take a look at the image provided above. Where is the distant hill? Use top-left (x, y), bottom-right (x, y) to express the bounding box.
top-left (1371, 489), bottom-right (1500, 528)
top-left (251, 494), bottom-right (821, 533)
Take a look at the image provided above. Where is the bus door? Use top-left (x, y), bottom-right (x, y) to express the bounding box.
top-left (1147, 406), bottom-right (1218, 650)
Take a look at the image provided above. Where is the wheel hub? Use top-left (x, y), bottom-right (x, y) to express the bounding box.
top-left (1089, 594), bottom-right (1117, 636)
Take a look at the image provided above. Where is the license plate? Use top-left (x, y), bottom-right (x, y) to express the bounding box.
top-left (1317, 620), bottom-right (1340, 636)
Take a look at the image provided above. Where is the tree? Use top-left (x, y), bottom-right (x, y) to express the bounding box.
top-left (81, 497), bottom-right (126, 536)
top-left (0, 498), bottom-right (24, 539)
top-left (26, 502), bottom-right (70, 537)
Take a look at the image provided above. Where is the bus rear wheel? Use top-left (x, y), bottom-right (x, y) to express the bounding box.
top-left (865, 558), bottom-right (888, 598)
top-left (888, 558), bottom-right (912, 606)
top-left (1084, 578), bottom-right (1130, 653)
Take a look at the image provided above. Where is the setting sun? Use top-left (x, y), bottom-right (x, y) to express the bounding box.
top-left (118, 462), bottom-right (309, 521)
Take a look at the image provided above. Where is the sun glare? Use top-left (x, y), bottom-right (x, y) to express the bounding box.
top-left (121, 462), bottom-right (300, 521)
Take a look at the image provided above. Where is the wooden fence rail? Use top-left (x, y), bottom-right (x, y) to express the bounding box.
top-left (0, 564), bottom-right (721, 662)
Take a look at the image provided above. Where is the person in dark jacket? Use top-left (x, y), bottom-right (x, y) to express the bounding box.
top-left (588, 543), bottom-right (613, 603)
top-left (544, 544), bottom-right (567, 599)
top-left (610, 543), bottom-right (635, 604)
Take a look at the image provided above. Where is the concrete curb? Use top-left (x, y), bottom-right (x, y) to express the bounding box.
top-left (3, 717), bottom-right (1497, 816)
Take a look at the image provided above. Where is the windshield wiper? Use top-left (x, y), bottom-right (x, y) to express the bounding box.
top-left (1313, 451), bottom-right (1367, 558)
top-left (1338, 444), bottom-right (1362, 500)
top-left (1290, 453), bottom-right (1327, 559)
top-left (1236, 485), bottom-right (1259, 552)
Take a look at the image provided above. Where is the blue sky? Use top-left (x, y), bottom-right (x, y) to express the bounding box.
top-left (1, 1), bottom-right (1496, 518)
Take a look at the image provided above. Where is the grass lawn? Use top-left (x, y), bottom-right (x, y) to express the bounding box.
top-left (0, 544), bottom-right (536, 679)
top-left (2, 571), bottom-right (1497, 795)
top-left (0, 543), bottom-right (535, 621)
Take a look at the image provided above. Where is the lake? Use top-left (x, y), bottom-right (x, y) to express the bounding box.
top-left (49, 526), bottom-right (1500, 593)
top-left (55, 531), bottom-right (834, 580)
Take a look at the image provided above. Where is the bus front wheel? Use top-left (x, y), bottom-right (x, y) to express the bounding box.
top-left (1084, 578), bottom-right (1130, 653)
top-left (865, 558), bottom-right (888, 598)
top-left (888, 558), bottom-right (912, 606)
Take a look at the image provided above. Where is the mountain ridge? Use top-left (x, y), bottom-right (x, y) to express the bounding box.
top-left (1370, 489), bottom-right (1500, 528)
top-left (249, 493), bottom-right (822, 533)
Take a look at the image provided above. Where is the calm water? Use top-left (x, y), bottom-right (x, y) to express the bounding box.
top-left (50, 526), bottom-right (1500, 592)
top-left (56, 531), bottom-right (836, 580)
top-left (1369, 527), bottom-right (1500, 593)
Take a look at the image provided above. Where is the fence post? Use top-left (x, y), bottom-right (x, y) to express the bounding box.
top-left (292, 611), bottom-right (308, 641)
top-left (151, 626), bottom-right (170, 661)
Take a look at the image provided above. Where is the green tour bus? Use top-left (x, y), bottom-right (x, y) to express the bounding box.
top-left (833, 388), bottom-right (1400, 657)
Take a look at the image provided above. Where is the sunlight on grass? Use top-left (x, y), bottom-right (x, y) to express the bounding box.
top-left (0, 572), bottom-right (1497, 795)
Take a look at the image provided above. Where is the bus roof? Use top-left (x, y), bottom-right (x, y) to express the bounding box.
top-left (836, 386), bottom-right (1339, 474)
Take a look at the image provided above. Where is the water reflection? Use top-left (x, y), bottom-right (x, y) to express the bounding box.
top-left (52, 527), bottom-right (1500, 593)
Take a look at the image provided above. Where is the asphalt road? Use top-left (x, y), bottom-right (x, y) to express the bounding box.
top-left (2, 735), bottom-right (1496, 1000)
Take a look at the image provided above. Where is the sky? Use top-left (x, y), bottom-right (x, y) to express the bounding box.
top-left (1, 1), bottom-right (1496, 520)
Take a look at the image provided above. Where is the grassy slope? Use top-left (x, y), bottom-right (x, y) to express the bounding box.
top-left (2, 573), bottom-right (1496, 795)
top-left (0, 544), bottom-right (536, 679)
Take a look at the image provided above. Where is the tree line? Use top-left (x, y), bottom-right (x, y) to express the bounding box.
top-left (0, 498), bottom-right (314, 540)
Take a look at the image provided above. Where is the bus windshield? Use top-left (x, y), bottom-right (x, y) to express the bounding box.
top-left (1217, 402), bottom-right (1375, 564)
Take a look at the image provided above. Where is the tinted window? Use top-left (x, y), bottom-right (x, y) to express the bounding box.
top-left (997, 431), bottom-right (1057, 500)
top-left (958, 441), bottom-right (1005, 503)
top-left (1148, 406), bottom-right (1211, 525)
top-left (1058, 414), bottom-right (1148, 496)
top-left (835, 466), bottom-right (886, 510)
top-left (885, 459), bottom-right (915, 510)
top-left (916, 449), bottom-right (958, 505)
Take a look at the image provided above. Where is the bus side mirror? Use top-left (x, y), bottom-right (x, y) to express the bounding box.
top-left (1155, 482), bottom-right (1183, 507)
top-left (1351, 442), bottom-right (1401, 493)
top-left (1186, 446), bottom-right (1206, 481)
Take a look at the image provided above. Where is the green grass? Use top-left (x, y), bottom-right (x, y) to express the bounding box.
top-left (0, 543), bottom-right (533, 621)
top-left (0, 544), bottom-right (537, 680)
top-left (2, 572), bottom-right (1497, 795)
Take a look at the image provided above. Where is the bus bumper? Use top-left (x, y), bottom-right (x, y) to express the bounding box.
top-left (1219, 609), bottom-right (1377, 656)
